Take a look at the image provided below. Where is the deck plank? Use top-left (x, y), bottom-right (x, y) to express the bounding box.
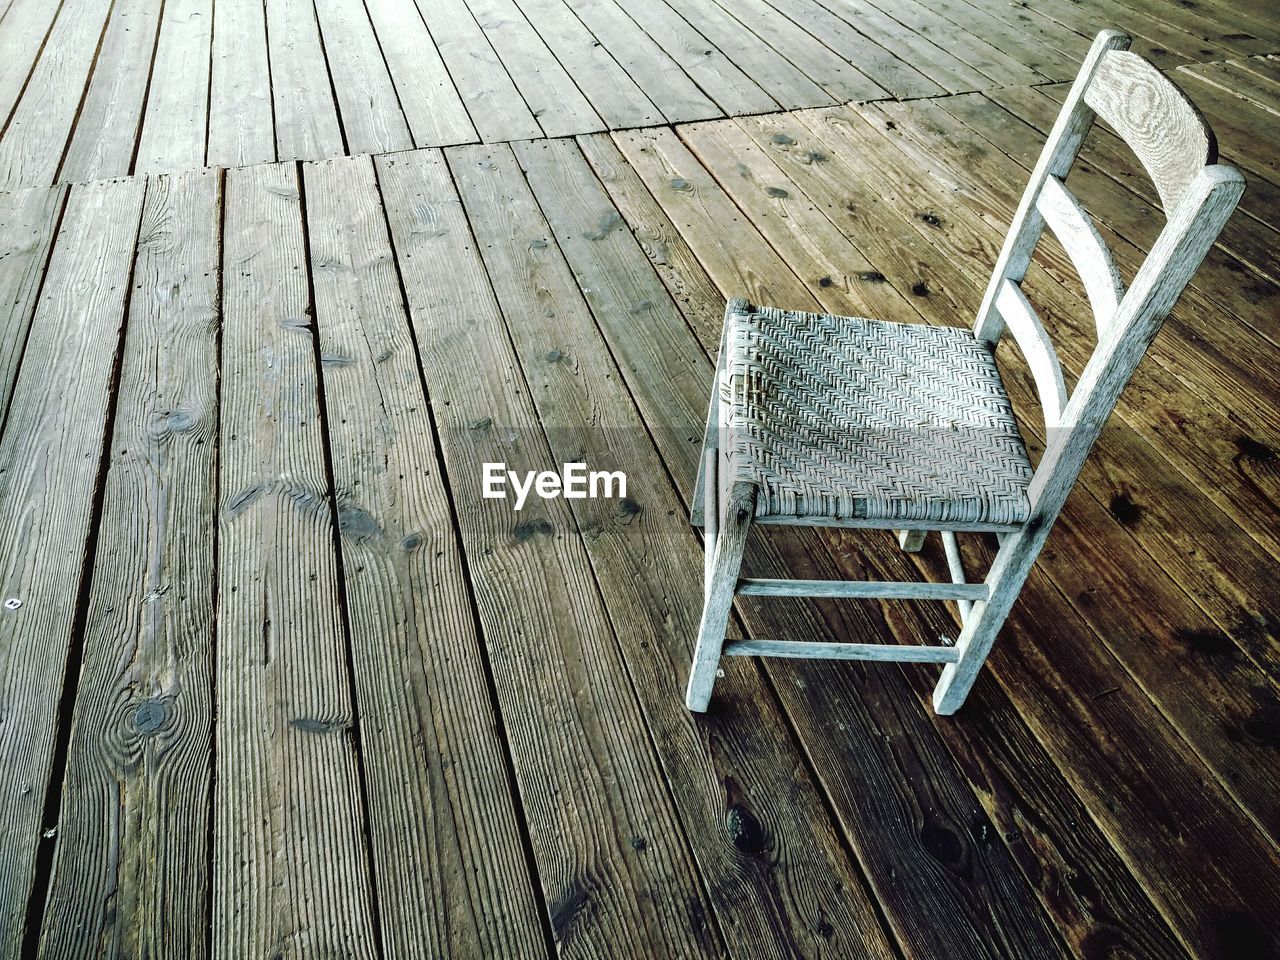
top-left (508, 0), bottom-right (664, 128)
top-left (135, 0), bottom-right (213, 175)
top-left (0, 176), bottom-right (145, 954)
top-left (412, 0), bottom-right (543, 143)
top-left (608, 0), bottom-right (779, 116)
top-left (464, 0), bottom-right (605, 137)
top-left (37, 168), bottom-right (220, 960)
top-left (0, 0), bottom-right (115, 191)
top-left (363, 0), bottom-right (477, 146)
top-left (207, 0), bottom-right (276, 168)
top-left (659, 0), bottom-right (833, 110)
top-left (213, 161), bottom-right (378, 956)
top-left (312, 0), bottom-right (414, 156)
top-left (0, 0), bottom-right (65, 133)
top-left (510, 134), bottom-right (902, 960)
top-left (302, 154), bottom-right (547, 959)
top-left (266, 0), bottom-right (346, 162)
top-left (762, 0), bottom-right (946, 99)
top-left (58, 0), bottom-right (164, 182)
top-left (559, 0), bottom-right (722, 124)
top-left (0, 183), bottom-right (64, 426)
top-left (380, 145), bottom-right (719, 959)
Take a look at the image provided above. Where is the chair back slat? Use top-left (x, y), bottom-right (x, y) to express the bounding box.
top-left (1084, 50), bottom-right (1217, 211)
top-left (972, 29), bottom-right (1130, 344)
top-left (994, 279), bottom-right (1067, 428)
top-left (972, 28), bottom-right (1243, 484)
top-left (1035, 175), bottom-right (1125, 336)
top-left (1028, 164), bottom-right (1243, 514)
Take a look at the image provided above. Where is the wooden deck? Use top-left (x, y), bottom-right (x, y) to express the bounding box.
top-left (2, 0), bottom-right (1280, 957)
top-left (0, 0), bottom-right (1278, 190)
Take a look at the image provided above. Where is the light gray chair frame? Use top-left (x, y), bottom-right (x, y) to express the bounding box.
top-left (687, 29), bottom-right (1245, 715)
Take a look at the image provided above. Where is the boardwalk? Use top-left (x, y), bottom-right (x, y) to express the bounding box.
top-left (1, 1), bottom-right (1279, 957)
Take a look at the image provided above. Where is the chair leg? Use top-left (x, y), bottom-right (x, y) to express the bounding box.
top-left (897, 530), bottom-right (926, 552)
top-left (932, 525), bottom-right (1040, 714)
top-left (686, 482), bottom-right (756, 712)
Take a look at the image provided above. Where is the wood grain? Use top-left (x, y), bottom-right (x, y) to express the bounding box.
top-left (303, 154), bottom-right (546, 959)
top-left (0, 176), bottom-right (145, 955)
top-left (135, 0), bottom-right (212, 175)
top-left (207, 0), bottom-right (276, 168)
top-left (363, 0), bottom-right (477, 146)
top-left (1085, 50), bottom-right (1216, 211)
top-left (0, 184), bottom-right (64, 428)
top-left (0, 0), bottom-right (115, 190)
top-left (312, 0), bottom-right (413, 156)
top-left (266, 0), bottom-right (345, 162)
top-left (411, 0), bottom-right (543, 143)
top-left (38, 168), bottom-right (220, 960)
top-left (58, 0), bottom-right (164, 182)
top-left (511, 135), bottom-right (901, 959)
top-left (213, 161), bottom-right (378, 956)
top-left (381, 146), bottom-right (717, 960)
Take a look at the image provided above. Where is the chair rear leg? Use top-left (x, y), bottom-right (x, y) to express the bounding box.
top-left (686, 482), bottom-right (756, 712)
top-left (932, 525), bottom-right (1040, 714)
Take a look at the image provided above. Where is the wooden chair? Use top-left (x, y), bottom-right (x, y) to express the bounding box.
top-left (686, 29), bottom-right (1244, 715)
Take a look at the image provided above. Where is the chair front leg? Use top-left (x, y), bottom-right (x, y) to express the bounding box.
top-left (686, 481), bottom-right (756, 712)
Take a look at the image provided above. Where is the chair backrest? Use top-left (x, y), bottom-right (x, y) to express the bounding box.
top-left (974, 29), bottom-right (1245, 524)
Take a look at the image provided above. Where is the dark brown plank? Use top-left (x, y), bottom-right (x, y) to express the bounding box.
top-left (213, 161), bottom-right (378, 955)
top-left (0, 175), bottom-right (145, 954)
top-left (738, 105), bottom-right (1280, 840)
top-left (864, 96), bottom-right (1280, 682)
top-left (38, 168), bottom-right (220, 959)
top-left (303, 153), bottom-right (547, 959)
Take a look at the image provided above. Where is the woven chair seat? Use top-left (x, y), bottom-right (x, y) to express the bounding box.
top-left (719, 299), bottom-right (1034, 526)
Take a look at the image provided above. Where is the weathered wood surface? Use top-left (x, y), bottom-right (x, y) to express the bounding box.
top-left (4, 9), bottom-right (1279, 955)
top-left (511, 135), bottom-right (899, 959)
top-left (213, 161), bottom-right (378, 956)
top-left (380, 147), bottom-right (718, 959)
top-left (3, 0), bottom-right (1278, 187)
top-left (134, 0), bottom-right (212, 175)
top-left (0, 184), bottom-right (64, 425)
top-left (58, 0), bottom-right (164, 182)
top-left (0, 0), bottom-right (115, 191)
top-left (38, 169), bottom-right (220, 959)
top-left (303, 154), bottom-right (546, 959)
top-left (207, 0), bottom-right (275, 168)
top-left (0, 177), bottom-right (145, 954)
